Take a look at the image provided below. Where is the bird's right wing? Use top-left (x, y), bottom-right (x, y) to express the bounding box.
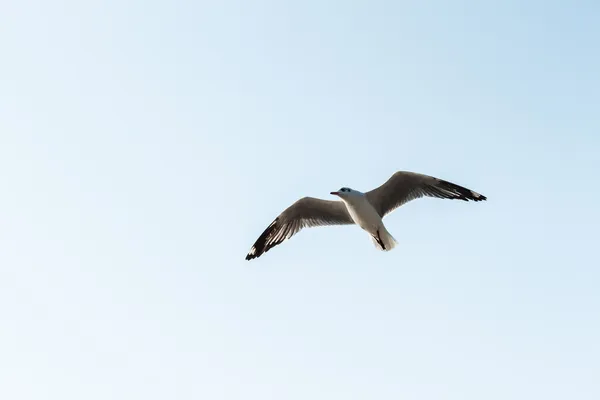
top-left (246, 197), bottom-right (354, 260)
top-left (365, 171), bottom-right (487, 217)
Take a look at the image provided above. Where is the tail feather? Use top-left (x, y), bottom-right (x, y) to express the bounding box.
top-left (371, 227), bottom-right (397, 251)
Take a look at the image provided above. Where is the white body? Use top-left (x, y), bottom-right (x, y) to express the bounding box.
top-left (338, 191), bottom-right (397, 251)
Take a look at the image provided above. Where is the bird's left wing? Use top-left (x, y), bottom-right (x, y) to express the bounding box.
top-left (246, 197), bottom-right (354, 260)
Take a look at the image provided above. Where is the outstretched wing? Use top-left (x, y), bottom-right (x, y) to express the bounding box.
top-left (246, 197), bottom-right (354, 260)
top-left (365, 171), bottom-right (486, 217)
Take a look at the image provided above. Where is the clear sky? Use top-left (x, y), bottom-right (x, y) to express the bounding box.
top-left (1, 1), bottom-right (599, 399)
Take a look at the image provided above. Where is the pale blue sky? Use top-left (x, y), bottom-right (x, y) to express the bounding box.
top-left (1, 1), bottom-right (599, 399)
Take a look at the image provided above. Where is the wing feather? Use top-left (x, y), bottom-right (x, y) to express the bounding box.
top-left (246, 197), bottom-right (354, 260)
top-left (366, 171), bottom-right (487, 217)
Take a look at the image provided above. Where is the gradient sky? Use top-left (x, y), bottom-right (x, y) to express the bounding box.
top-left (2, 1), bottom-right (599, 399)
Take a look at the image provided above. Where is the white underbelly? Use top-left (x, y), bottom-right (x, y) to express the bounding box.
top-left (345, 198), bottom-right (383, 232)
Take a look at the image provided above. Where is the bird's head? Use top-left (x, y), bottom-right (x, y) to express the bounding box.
top-left (330, 187), bottom-right (360, 198)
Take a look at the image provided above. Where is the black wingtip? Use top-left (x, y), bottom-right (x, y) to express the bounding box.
top-left (245, 218), bottom-right (281, 261)
top-left (245, 246), bottom-right (260, 261)
top-left (245, 250), bottom-right (261, 261)
top-left (469, 191), bottom-right (487, 202)
top-left (438, 179), bottom-right (487, 202)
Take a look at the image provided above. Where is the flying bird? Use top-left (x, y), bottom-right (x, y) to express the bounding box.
top-left (245, 171), bottom-right (486, 260)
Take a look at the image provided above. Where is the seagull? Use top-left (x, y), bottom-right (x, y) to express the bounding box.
top-left (245, 171), bottom-right (487, 260)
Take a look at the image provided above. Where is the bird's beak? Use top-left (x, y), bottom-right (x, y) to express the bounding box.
top-left (330, 191), bottom-right (339, 196)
